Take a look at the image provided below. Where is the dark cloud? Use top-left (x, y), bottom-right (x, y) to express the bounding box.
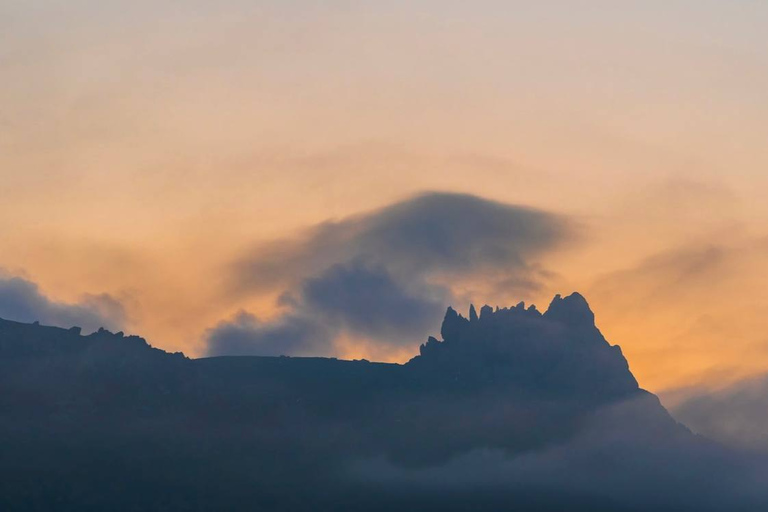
top-left (301, 261), bottom-right (447, 342)
top-left (0, 272), bottom-right (125, 333)
top-left (672, 375), bottom-right (768, 452)
top-left (205, 310), bottom-right (334, 357)
top-left (208, 192), bottom-right (572, 357)
top-left (207, 261), bottom-right (447, 356)
top-left (232, 191), bottom-right (571, 293)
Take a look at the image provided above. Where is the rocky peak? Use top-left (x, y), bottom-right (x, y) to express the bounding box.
top-left (416, 293), bottom-right (638, 398)
top-left (543, 292), bottom-right (596, 327)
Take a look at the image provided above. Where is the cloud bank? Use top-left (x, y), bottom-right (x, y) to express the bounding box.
top-left (0, 271), bottom-right (126, 333)
top-left (672, 374), bottom-right (768, 452)
top-left (207, 192), bottom-right (572, 357)
top-left (232, 191), bottom-right (570, 292)
top-left (352, 394), bottom-right (768, 511)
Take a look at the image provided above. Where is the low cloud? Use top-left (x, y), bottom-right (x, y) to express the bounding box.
top-left (672, 374), bottom-right (768, 452)
top-left (205, 310), bottom-right (334, 357)
top-left (208, 192), bottom-right (572, 357)
top-left (352, 394), bottom-right (768, 511)
top-left (0, 272), bottom-right (126, 333)
top-left (207, 261), bottom-right (448, 356)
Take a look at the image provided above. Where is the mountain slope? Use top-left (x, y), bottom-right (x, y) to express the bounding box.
top-left (0, 294), bottom-right (761, 511)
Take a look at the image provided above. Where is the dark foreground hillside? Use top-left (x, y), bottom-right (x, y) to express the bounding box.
top-left (0, 294), bottom-right (765, 511)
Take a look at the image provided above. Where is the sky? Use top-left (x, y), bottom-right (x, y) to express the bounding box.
top-left (2, 1), bottom-right (768, 398)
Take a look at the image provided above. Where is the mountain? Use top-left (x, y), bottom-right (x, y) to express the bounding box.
top-left (0, 293), bottom-right (763, 511)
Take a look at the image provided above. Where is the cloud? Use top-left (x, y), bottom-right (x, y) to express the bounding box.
top-left (205, 310), bottom-right (334, 357)
top-left (232, 191), bottom-right (571, 293)
top-left (207, 261), bottom-right (448, 356)
top-left (300, 261), bottom-right (447, 342)
top-left (208, 192), bottom-right (571, 357)
top-left (672, 374), bottom-right (768, 452)
top-left (589, 243), bottom-right (731, 305)
top-left (351, 394), bottom-right (768, 511)
top-left (0, 272), bottom-right (126, 333)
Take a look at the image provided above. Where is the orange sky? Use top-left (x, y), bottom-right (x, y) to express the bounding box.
top-left (2, 1), bottom-right (768, 395)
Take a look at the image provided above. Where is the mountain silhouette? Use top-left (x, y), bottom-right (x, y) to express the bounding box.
top-left (0, 294), bottom-right (763, 511)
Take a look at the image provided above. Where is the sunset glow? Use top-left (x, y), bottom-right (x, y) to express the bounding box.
top-left (3, 1), bottom-right (768, 396)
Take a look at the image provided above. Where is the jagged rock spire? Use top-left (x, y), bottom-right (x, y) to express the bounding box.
top-left (419, 292), bottom-right (638, 397)
top-left (441, 306), bottom-right (468, 342)
top-left (469, 304), bottom-right (478, 322)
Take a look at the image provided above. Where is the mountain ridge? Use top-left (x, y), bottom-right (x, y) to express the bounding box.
top-left (1, 293), bottom-right (741, 511)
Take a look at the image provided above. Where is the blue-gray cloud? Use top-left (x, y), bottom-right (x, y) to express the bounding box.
top-left (0, 272), bottom-right (125, 333)
top-left (206, 261), bottom-right (447, 356)
top-left (205, 310), bottom-right (334, 357)
top-left (232, 191), bottom-right (572, 293)
top-left (300, 261), bottom-right (447, 341)
top-left (208, 192), bottom-right (572, 357)
top-left (672, 375), bottom-right (768, 452)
